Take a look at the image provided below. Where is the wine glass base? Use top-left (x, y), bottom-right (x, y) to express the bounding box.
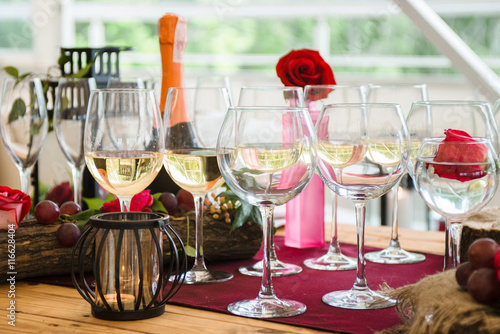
top-left (322, 288), bottom-right (396, 310)
top-left (238, 259), bottom-right (302, 277)
top-left (365, 247), bottom-right (426, 264)
top-left (228, 297), bottom-right (306, 318)
top-left (182, 269), bottom-right (233, 284)
top-left (303, 253), bottom-right (356, 271)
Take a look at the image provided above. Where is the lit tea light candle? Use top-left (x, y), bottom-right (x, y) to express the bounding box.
top-left (97, 293), bottom-right (136, 311)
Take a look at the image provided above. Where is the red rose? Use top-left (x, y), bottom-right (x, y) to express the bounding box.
top-left (431, 129), bottom-right (488, 182)
top-left (45, 181), bottom-right (73, 206)
top-left (0, 186), bottom-right (31, 230)
top-left (276, 49), bottom-right (336, 100)
top-left (100, 190), bottom-right (154, 213)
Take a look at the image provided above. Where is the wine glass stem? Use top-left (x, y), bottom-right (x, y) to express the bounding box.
top-left (388, 180), bottom-right (401, 249)
top-left (258, 205), bottom-right (276, 299)
top-left (71, 164), bottom-right (84, 207)
top-left (119, 197), bottom-right (132, 212)
top-left (353, 202), bottom-right (368, 291)
top-left (19, 166), bottom-right (34, 196)
top-left (192, 195), bottom-right (208, 272)
top-left (327, 192), bottom-right (341, 255)
top-left (444, 220), bottom-right (463, 270)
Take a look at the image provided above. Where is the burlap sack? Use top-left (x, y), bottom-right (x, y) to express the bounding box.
top-left (377, 270), bottom-right (500, 334)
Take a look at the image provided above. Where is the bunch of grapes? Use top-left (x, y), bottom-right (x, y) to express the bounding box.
top-left (159, 189), bottom-right (195, 216)
top-left (456, 238), bottom-right (500, 305)
top-left (34, 200), bottom-right (82, 248)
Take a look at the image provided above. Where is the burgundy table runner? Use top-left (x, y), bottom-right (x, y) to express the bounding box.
top-left (29, 237), bottom-right (443, 333)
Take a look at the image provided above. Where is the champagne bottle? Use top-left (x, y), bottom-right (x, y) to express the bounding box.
top-left (148, 13), bottom-right (196, 194)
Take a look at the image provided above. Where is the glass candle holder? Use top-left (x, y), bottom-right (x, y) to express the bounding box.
top-left (71, 212), bottom-right (186, 320)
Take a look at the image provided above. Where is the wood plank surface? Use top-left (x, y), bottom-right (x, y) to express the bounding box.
top-left (0, 224), bottom-right (445, 333)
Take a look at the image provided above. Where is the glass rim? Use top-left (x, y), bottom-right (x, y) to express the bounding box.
top-left (92, 87), bottom-right (155, 93)
top-left (420, 136), bottom-right (493, 145)
top-left (167, 87), bottom-right (228, 91)
top-left (322, 102), bottom-right (401, 109)
top-left (304, 84), bottom-right (365, 89)
top-left (367, 83), bottom-right (427, 89)
top-left (239, 86), bottom-right (302, 91)
top-left (411, 100), bottom-right (490, 107)
top-left (228, 106), bottom-right (308, 112)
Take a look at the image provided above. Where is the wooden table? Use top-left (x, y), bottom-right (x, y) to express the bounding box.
top-left (0, 224), bottom-right (444, 333)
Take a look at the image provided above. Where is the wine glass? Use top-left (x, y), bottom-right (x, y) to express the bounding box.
top-left (54, 77), bottom-right (96, 207)
top-left (237, 86), bottom-right (304, 277)
top-left (84, 88), bottom-right (164, 212)
top-left (196, 75), bottom-right (234, 106)
top-left (364, 84), bottom-right (428, 264)
top-left (163, 87), bottom-right (233, 284)
top-left (302, 84), bottom-right (366, 271)
top-left (413, 137), bottom-right (498, 269)
top-left (316, 103), bottom-right (409, 309)
top-left (217, 106), bottom-right (317, 318)
top-left (0, 77), bottom-right (48, 196)
top-left (406, 100), bottom-right (499, 270)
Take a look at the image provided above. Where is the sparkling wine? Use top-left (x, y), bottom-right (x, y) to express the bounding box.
top-left (164, 149), bottom-right (224, 195)
top-left (238, 143), bottom-right (302, 173)
top-left (85, 151), bottom-right (163, 197)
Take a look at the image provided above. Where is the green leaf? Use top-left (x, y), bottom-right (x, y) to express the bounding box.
top-left (18, 72), bottom-right (32, 81)
top-left (66, 55), bottom-right (97, 78)
top-left (83, 197), bottom-right (105, 210)
top-left (61, 96), bottom-right (69, 111)
top-left (3, 66), bottom-right (19, 78)
top-left (57, 53), bottom-right (72, 67)
top-left (151, 193), bottom-right (167, 212)
top-left (8, 98), bottom-right (26, 123)
top-left (70, 209), bottom-right (99, 231)
top-left (184, 245), bottom-right (196, 257)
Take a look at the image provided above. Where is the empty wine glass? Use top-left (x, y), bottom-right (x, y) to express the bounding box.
top-left (0, 77), bottom-right (48, 196)
top-left (54, 77), bottom-right (96, 207)
top-left (84, 88), bottom-right (164, 212)
top-left (217, 106), bottom-right (317, 318)
top-left (302, 84), bottom-right (366, 271)
top-left (317, 103), bottom-right (409, 310)
top-left (163, 87), bottom-right (233, 284)
top-left (413, 137), bottom-right (498, 269)
top-left (406, 100), bottom-right (499, 270)
top-left (196, 75), bottom-right (234, 105)
top-left (364, 84), bottom-right (428, 265)
top-left (237, 86), bottom-right (304, 277)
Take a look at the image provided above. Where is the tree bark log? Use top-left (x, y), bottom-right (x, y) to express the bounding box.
top-left (0, 214), bottom-right (262, 281)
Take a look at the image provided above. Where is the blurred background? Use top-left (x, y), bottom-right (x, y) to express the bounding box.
top-left (1, 0), bottom-right (499, 230)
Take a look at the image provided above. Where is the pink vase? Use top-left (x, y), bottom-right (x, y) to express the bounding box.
top-left (285, 105), bottom-right (325, 249)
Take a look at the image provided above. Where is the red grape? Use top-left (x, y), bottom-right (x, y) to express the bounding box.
top-left (60, 201), bottom-right (82, 216)
top-left (159, 192), bottom-right (179, 214)
top-left (56, 223), bottom-right (81, 247)
top-left (176, 189), bottom-right (195, 211)
top-left (34, 200), bottom-right (60, 225)
top-left (468, 238), bottom-right (500, 269)
top-left (455, 261), bottom-right (475, 290)
top-left (467, 268), bottom-right (500, 304)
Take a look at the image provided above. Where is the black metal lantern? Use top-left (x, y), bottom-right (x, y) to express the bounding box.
top-left (71, 212), bottom-right (186, 321)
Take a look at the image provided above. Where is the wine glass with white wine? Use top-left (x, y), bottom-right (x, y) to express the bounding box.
top-left (163, 87), bottom-right (233, 284)
top-left (84, 88), bottom-right (164, 212)
top-left (217, 106), bottom-right (317, 318)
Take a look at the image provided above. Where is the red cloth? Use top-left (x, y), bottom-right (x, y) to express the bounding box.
top-left (29, 237), bottom-right (442, 333)
top-left (169, 237), bottom-right (442, 333)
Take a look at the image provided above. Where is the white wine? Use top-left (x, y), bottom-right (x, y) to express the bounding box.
top-left (238, 143), bottom-right (302, 173)
top-left (366, 142), bottom-right (401, 166)
top-left (164, 149), bottom-right (224, 195)
top-left (85, 151), bottom-right (163, 197)
top-left (318, 141), bottom-right (365, 168)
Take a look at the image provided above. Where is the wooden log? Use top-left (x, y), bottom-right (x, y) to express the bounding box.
top-left (0, 214), bottom-right (262, 281)
top-left (460, 206), bottom-right (500, 262)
